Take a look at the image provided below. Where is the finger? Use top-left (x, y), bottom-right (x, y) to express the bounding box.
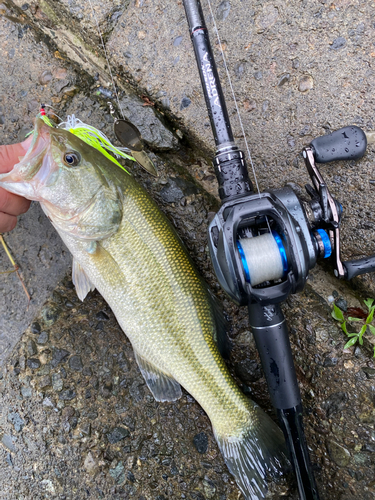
top-left (0, 188), bottom-right (31, 216)
top-left (0, 212), bottom-right (17, 233)
top-left (0, 136), bottom-right (33, 173)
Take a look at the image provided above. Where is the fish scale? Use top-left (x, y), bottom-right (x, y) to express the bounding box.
top-left (71, 176), bottom-right (251, 436)
top-left (0, 118), bottom-right (289, 499)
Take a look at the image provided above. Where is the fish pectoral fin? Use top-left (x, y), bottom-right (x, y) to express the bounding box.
top-left (72, 259), bottom-right (96, 301)
top-left (134, 351), bottom-right (182, 402)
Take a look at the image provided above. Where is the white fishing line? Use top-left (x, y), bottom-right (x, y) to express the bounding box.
top-left (240, 233), bottom-right (284, 286)
top-left (204, 0), bottom-right (271, 233)
top-left (87, 0), bottom-right (126, 120)
top-left (203, 0), bottom-right (260, 192)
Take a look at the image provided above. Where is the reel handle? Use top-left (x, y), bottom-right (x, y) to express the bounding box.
top-left (343, 255), bottom-right (375, 280)
top-left (310, 125), bottom-right (367, 163)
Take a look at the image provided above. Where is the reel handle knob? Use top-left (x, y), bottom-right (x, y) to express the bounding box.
top-left (310, 125), bottom-right (367, 163)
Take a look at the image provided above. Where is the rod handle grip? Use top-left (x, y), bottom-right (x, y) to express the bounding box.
top-left (248, 302), bottom-right (301, 409)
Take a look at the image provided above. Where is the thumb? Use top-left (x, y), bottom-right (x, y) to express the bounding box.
top-left (0, 135), bottom-right (33, 173)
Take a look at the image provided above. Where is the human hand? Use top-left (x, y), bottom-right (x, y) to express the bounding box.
top-left (0, 137), bottom-right (32, 232)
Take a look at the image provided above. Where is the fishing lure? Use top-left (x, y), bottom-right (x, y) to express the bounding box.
top-left (39, 106), bottom-right (133, 174)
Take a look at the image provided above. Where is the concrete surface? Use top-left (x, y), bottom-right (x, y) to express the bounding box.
top-left (0, 0), bottom-right (375, 499)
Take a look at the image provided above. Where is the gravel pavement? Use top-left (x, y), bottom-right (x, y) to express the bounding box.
top-left (1, 1), bottom-right (375, 499)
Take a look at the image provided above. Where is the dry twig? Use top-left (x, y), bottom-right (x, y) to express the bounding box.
top-left (0, 234), bottom-right (30, 306)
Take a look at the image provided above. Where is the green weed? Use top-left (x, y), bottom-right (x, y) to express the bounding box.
top-left (332, 298), bottom-right (375, 356)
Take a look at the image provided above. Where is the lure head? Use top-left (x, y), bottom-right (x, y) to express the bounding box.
top-left (0, 117), bottom-right (124, 240)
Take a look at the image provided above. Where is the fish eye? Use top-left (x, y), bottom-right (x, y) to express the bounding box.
top-left (63, 151), bottom-right (81, 167)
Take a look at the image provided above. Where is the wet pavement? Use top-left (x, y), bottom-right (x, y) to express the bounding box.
top-left (1, 0), bottom-right (375, 499)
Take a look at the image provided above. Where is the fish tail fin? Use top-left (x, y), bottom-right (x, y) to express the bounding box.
top-left (214, 405), bottom-right (289, 499)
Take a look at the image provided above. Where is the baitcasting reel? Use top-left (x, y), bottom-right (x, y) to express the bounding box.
top-left (208, 125), bottom-right (372, 306)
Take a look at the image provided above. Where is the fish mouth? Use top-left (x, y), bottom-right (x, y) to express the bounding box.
top-left (0, 118), bottom-right (53, 200)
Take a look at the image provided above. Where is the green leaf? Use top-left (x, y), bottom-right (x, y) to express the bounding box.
top-left (364, 298), bottom-right (374, 311)
top-left (366, 307), bottom-right (375, 324)
top-left (347, 317), bottom-right (363, 322)
top-left (341, 321), bottom-right (348, 334)
top-left (332, 304), bottom-right (345, 322)
top-left (344, 337), bottom-right (358, 349)
top-left (368, 325), bottom-right (375, 336)
top-left (373, 346), bottom-right (375, 358)
top-left (358, 324), bottom-right (367, 344)
top-left (347, 333), bottom-right (358, 338)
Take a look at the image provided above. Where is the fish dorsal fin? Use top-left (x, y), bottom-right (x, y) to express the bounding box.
top-left (134, 351), bottom-right (182, 402)
top-left (72, 259), bottom-right (95, 301)
top-left (207, 289), bottom-right (232, 360)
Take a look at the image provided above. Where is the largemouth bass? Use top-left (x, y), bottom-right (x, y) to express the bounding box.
top-left (0, 118), bottom-right (288, 499)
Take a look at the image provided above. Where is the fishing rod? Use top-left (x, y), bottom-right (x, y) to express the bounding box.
top-left (183, 0), bottom-right (373, 499)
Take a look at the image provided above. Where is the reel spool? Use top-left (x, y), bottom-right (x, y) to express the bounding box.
top-left (237, 231), bottom-right (288, 287)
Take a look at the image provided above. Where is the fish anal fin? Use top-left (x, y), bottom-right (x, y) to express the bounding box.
top-left (134, 351), bottom-right (182, 402)
top-left (72, 259), bottom-right (95, 301)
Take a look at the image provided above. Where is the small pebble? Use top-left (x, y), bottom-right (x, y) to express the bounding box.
top-left (362, 367), bottom-right (375, 379)
top-left (193, 432), bottom-right (208, 454)
top-left (37, 332), bottom-right (49, 345)
top-left (30, 322), bottom-right (41, 334)
top-left (27, 340), bottom-right (37, 356)
top-left (292, 58), bottom-right (299, 69)
top-left (324, 356), bottom-right (338, 367)
top-left (83, 452), bottom-right (98, 474)
top-left (1, 435), bottom-right (15, 452)
top-left (42, 305), bottom-right (61, 326)
top-left (216, 0), bottom-right (231, 21)
top-left (59, 389), bottom-right (76, 401)
top-left (244, 99), bottom-right (256, 112)
top-left (330, 36), bottom-right (346, 50)
top-left (298, 75), bottom-right (313, 92)
top-left (51, 348), bottom-right (70, 368)
top-left (180, 97), bottom-right (191, 110)
top-left (107, 427), bottom-right (130, 444)
top-left (335, 298), bottom-right (348, 312)
top-left (278, 73), bottom-right (290, 86)
top-left (82, 366), bottom-right (92, 377)
top-left (21, 386), bottom-right (32, 398)
top-left (38, 70), bottom-right (53, 85)
top-left (327, 440), bottom-right (350, 467)
top-left (52, 373), bottom-right (63, 392)
top-left (96, 311), bottom-right (109, 321)
top-left (8, 412), bottom-right (25, 432)
top-left (27, 358), bottom-right (41, 370)
top-left (109, 461), bottom-right (125, 484)
top-left (39, 376), bottom-right (51, 389)
top-left (69, 355), bottom-right (83, 372)
top-left (62, 406), bottom-right (75, 420)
